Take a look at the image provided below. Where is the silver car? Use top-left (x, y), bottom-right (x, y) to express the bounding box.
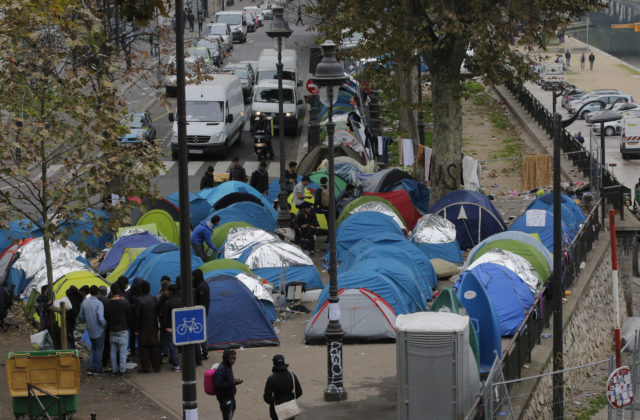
top-left (204, 23), bottom-right (233, 53)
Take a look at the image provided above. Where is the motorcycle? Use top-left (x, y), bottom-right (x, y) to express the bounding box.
top-left (253, 116), bottom-right (273, 161)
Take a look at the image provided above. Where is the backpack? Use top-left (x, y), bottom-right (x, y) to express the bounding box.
top-left (321, 186), bottom-right (330, 208)
top-left (204, 363), bottom-right (219, 395)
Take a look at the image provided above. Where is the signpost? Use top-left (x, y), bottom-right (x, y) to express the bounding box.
top-left (306, 79), bottom-right (319, 95)
top-left (607, 366), bottom-right (633, 409)
top-left (172, 306), bottom-right (207, 346)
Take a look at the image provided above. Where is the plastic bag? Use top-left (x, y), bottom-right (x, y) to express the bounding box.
top-left (30, 330), bottom-right (54, 350)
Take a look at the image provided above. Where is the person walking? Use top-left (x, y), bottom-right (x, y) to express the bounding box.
top-left (191, 215), bottom-right (221, 261)
top-left (580, 52), bottom-right (586, 70)
top-left (192, 269), bottom-right (210, 362)
top-left (198, 11), bottom-right (204, 35)
top-left (250, 161), bottom-right (269, 197)
top-left (229, 157), bottom-right (247, 182)
top-left (134, 280), bottom-right (161, 373)
top-left (296, 4), bottom-right (303, 25)
top-left (187, 10), bottom-right (195, 32)
top-left (78, 286), bottom-right (106, 375)
top-left (157, 284), bottom-right (181, 372)
top-left (589, 52), bottom-right (595, 70)
top-left (214, 349), bottom-right (243, 419)
top-left (565, 49), bottom-right (571, 67)
top-left (263, 354), bottom-right (303, 420)
top-left (104, 284), bottom-right (132, 377)
top-left (200, 166), bottom-right (215, 190)
top-left (285, 161), bottom-right (298, 194)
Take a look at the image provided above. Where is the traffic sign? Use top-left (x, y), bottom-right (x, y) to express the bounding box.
top-left (606, 365), bottom-right (634, 408)
top-left (306, 79), bottom-right (319, 95)
top-left (172, 305), bottom-right (207, 346)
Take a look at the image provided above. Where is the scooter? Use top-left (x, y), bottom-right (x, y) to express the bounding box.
top-left (253, 116), bottom-right (273, 161)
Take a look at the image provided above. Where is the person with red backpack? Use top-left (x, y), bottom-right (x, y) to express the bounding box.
top-left (213, 349), bottom-right (243, 419)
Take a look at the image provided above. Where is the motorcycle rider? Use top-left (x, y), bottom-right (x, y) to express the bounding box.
top-left (254, 115), bottom-right (274, 159)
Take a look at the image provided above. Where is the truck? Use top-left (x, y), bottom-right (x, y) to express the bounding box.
top-left (538, 63), bottom-right (566, 91)
top-left (621, 116), bottom-right (640, 159)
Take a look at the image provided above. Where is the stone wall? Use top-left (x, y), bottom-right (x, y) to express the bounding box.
top-left (519, 241), bottom-right (628, 420)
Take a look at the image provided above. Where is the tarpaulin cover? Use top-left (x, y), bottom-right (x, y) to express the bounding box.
top-left (465, 230), bottom-right (553, 270)
top-left (208, 201), bottom-right (277, 233)
top-left (297, 144), bottom-right (365, 176)
top-left (223, 227), bottom-right (278, 260)
top-left (469, 238), bottom-right (552, 281)
top-left (365, 190), bottom-right (422, 230)
top-left (526, 193), bottom-right (585, 235)
top-left (510, 209), bottom-right (573, 253)
top-left (360, 168), bottom-right (414, 193)
top-left (457, 263), bottom-right (535, 336)
top-left (123, 243), bottom-right (203, 294)
top-left (410, 214), bottom-right (463, 264)
top-left (165, 191), bottom-right (212, 228)
top-left (340, 201), bottom-right (405, 230)
top-left (397, 179), bottom-right (430, 214)
top-left (211, 222), bottom-right (254, 250)
top-left (429, 190), bottom-right (507, 249)
top-left (0, 219), bottom-right (40, 254)
top-left (337, 196), bottom-right (404, 227)
top-left (238, 241), bottom-right (313, 268)
top-left (198, 181), bottom-right (277, 219)
top-left (205, 275), bottom-right (279, 349)
top-left (467, 248), bottom-right (541, 293)
top-left (98, 231), bottom-right (164, 275)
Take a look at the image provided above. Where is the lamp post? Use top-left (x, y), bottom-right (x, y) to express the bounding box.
top-left (266, 7), bottom-right (293, 228)
top-left (313, 40), bottom-right (348, 402)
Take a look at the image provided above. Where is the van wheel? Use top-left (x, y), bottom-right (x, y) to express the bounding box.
top-left (605, 127), bottom-right (615, 136)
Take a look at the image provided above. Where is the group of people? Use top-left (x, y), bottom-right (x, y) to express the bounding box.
top-left (171, 8), bottom-right (205, 34)
top-left (556, 50), bottom-right (595, 71)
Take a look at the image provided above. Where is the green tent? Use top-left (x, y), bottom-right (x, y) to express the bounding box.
top-left (106, 248), bottom-right (146, 284)
top-left (297, 145), bottom-right (365, 176)
top-left (337, 195), bottom-right (406, 227)
top-left (200, 259), bottom-right (253, 275)
top-left (117, 223), bottom-right (160, 239)
top-left (430, 287), bottom-right (479, 368)
top-left (471, 239), bottom-right (552, 281)
top-left (288, 189), bottom-right (328, 230)
top-left (309, 170), bottom-right (347, 196)
top-left (137, 209), bottom-right (179, 245)
top-left (211, 222), bottom-right (254, 250)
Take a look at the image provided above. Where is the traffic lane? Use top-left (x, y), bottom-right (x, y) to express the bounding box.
top-left (525, 81), bottom-right (640, 190)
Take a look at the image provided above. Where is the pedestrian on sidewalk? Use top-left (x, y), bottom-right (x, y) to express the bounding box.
top-left (187, 10), bottom-right (195, 32)
top-left (580, 52), bottom-right (586, 70)
top-left (229, 157), bottom-right (248, 182)
top-left (565, 49), bottom-right (571, 67)
top-left (200, 165), bottom-right (215, 190)
top-left (575, 132), bottom-right (585, 145)
top-left (198, 11), bottom-right (204, 36)
top-left (214, 349), bottom-right (242, 420)
top-left (250, 161), bottom-right (269, 197)
top-left (156, 284), bottom-right (181, 372)
top-left (263, 354), bottom-right (303, 420)
top-left (191, 215), bottom-right (221, 261)
top-left (104, 284), bottom-right (132, 377)
top-left (296, 4), bottom-right (303, 25)
top-left (192, 269), bottom-right (210, 363)
top-left (134, 280), bottom-right (161, 373)
top-left (78, 286), bottom-right (106, 375)
top-left (589, 52), bottom-right (595, 70)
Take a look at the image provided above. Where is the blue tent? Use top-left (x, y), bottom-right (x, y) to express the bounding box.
top-left (266, 176), bottom-right (320, 205)
top-left (429, 190), bottom-right (507, 249)
top-left (208, 201), bottom-right (277, 232)
top-left (98, 231), bottom-right (164, 275)
top-left (510, 209), bottom-right (574, 253)
top-left (315, 269), bottom-right (412, 315)
top-left (0, 220), bottom-right (41, 254)
top-left (165, 191), bottom-right (211, 228)
top-left (342, 232), bottom-right (438, 291)
top-left (464, 230), bottom-right (553, 269)
top-left (123, 243), bottom-right (203, 294)
top-left (526, 193), bottom-right (585, 235)
top-left (410, 214), bottom-right (463, 264)
top-left (388, 179), bottom-right (430, 214)
top-left (458, 263), bottom-right (535, 336)
top-left (55, 209), bottom-right (113, 256)
top-left (198, 181), bottom-right (278, 219)
top-left (205, 275), bottom-right (279, 349)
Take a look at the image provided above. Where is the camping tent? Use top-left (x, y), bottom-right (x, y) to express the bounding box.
top-left (287, 188), bottom-right (328, 230)
top-left (297, 144), bottom-right (366, 176)
top-left (105, 248), bottom-right (146, 284)
top-left (223, 227), bottom-right (278, 260)
top-left (198, 181), bottom-right (277, 219)
top-left (464, 231), bottom-right (553, 270)
top-left (337, 196), bottom-right (406, 230)
top-left (234, 272), bottom-right (276, 323)
top-left (165, 191), bottom-right (212, 228)
top-left (395, 179), bottom-right (430, 214)
top-left (56, 209), bottom-right (113, 255)
top-left (211, 222), bottom-right (254, 250)
top-left (429, 190), bottom-right (507, 249)
top-left (136, 209), bottom-right (180, 245)
top-left (0, 219), bottom-right (40, 254)
top-left (200, 259), bottom-right (253, 278)
top-left (527, 193), bottom-right (585, 234)
top-left (123, 243), bottom-right (204, 294)
top-left (457, 263), bottom-right (535, 336)
top-left (266, 176), bottom-right (319, 207)
top-left (467, 248), bottom-right (541, 293)
top-left (305, 288), bottom-right (397, 343)
top-left (128, 196), bottom-right (181, 225)
top-left (0, 243), bottom-right (21, 285)
top-left (466, 238), bottom-right (552, 281)
top-left (509, 209), bottom-right (573, 253)
top-left (98, 230), bottom-right (164, 275)
top-left (208, 201), bottom-right (277, 233)
top-left (364, 190), bottom-right (422, 230)
top-left (359, 168), bottom-right (414, 193)
top-left (309, 170), bottom-right (347, 196)
top-left (409, 214), bottom-right (464, 264)
top-left (205, 275), bottom-right (279, 349)
top-left (50, 271), bottom-right (110, 325)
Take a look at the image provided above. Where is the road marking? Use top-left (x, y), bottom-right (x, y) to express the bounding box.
top-left (267, 162), bottom-right (280, 178)
top-left (188, 161), bottom-right (204, 176)
top-left (160, 161), bottom-right (176, 175)
top-left (214, 161), bottom-right (231, 173)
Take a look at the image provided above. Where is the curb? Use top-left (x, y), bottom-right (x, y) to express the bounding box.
top-left (124, 376), bottom-right (182, 420)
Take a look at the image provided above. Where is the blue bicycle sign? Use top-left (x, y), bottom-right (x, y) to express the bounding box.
top-left (172, 306), bottom-right (207, 346)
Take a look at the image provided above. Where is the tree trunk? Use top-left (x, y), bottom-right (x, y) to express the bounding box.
top-left (396, 58), bottom-right (418, 142)
top-left (429, 51), bottom-right (465, 202)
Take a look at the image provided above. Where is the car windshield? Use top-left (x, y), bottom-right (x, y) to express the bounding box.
top-left (210, 26), bottom-right (227, 35)
top-left (257, 69), bottom-right (295, 83)
top-left (215, 14), bottom-right (241, 25)
top-left (186, 101), bottom-right (224, 122)
top-left (228, 67), bottom-right (248, 78)
top-left (127, 115), bottom-right (145, 128)
top-left (254, 87), bottom-right (294, 103)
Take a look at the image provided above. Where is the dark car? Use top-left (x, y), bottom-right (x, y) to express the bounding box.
top-left (224, 63), bottom-right (254, 103)
top-left (120, 112), bottom-right (156, 145)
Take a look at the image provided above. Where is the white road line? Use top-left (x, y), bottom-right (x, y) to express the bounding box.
top-left (159, 161), bottom-right (176, 176)
top-left (188, 161), bottom-right (204, 176)
top-left (244, 161), bottom-right (259, 174)
top-left (214, 161), bottom-right (231, 173)
top-left (267, 162), bottom-right (280, 178)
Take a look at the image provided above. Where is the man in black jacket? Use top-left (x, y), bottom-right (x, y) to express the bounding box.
top-left (157, 284), bottom-right (181, 372)
top-left (135, 280), bottom-right (161, 373)
top-left (192, 269), bottom-right (210, 361)
top-left (229, 157), bottom-right (247, 182)
top-left (104, 284), bottom-right (132, 376)
top-left (200, 166), bottom-right (215, 190)
top-left (214, 349), bottom-right (242, 419)
top-left (64, 286), bottom-right (83, 349)
top-left (263, 354), bottom-right (303, 420)
top-left (250, 161), bottom-right (269, 196)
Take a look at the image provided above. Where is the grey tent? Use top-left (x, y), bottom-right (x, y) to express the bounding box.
top-left (297, 145), bottom-right (366, 176)
top-left (304, 288), bottom-right (397, 343)
top-left (360, 168), bottom-right (414, 193)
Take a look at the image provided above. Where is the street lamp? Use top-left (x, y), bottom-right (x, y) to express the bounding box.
top-left (312, 40), bottom-right (348, 402)
top-left (266, 6), bottom-right (293, 228)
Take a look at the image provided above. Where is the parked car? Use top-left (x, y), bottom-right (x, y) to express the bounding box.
top-left (214, 11), bottom-right (247, 43)
top-left (185, 46), bottom-right (215, 68)
top-left (196, 39), bottom-right (224, 67)
top-left (204, 23), bottom-right (233, 53)
top-left (224, 63), bottom-right (254, 103)
top-left (120, 112), bottom-right (156, 145)
top-left (568, 94), bottom-right (632, 117)
top-left (244, 12), bottom-right (256, 32)
top-left (243, 6), bottom-right (264, 26)
top-left (259, 3), bottom-right (273, 19)
top-left (566, 89), bottom-right (622, 112)
top-left (561, 88), bottom-right (585, 108)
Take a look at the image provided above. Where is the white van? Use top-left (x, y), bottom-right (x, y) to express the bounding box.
top-left (621, 116), bottom-right (640, 159)
top-left (214, 11), bottom-right (246, 43)
top-left (169, 74), bottom-right (245, 159)
top-left (250, 79), bottom-right (304, 135)
top-left (256, 48), bottom-right (301, 87)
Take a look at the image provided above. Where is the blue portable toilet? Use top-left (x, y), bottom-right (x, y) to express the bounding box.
top-left (430, 190), bottom-right (507, 249)
top-left (208, 201), bottom-right (277, 232)
top-left (98, 231), bottom-right (164, 275)
top-left (510, 209), bottom-right (574, 253)
top-left (205, 275), bottom-right (279, 349)
top-left (165, 191), bottom-right (212, 228)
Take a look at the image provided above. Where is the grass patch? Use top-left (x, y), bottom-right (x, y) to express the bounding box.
top-left (617, 63), bottom-right (640, 76)
top-left (491, 137), bottom-right (523, 159)
top-left (572, 394), bottom-right (608, 420)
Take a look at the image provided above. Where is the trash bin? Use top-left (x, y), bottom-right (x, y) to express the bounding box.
top-left (6, 350), bottom-right (80, 419)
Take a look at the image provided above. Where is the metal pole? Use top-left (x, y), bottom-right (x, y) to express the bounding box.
top-left (609, 209), bottom-right (622, 367)
top-left (552, 113), bottom-right (564, 420)
top-left (276, 36), bottom-right (289, 227)
top-left (308, 94), bottom-right (320, 150)
top-left (417, 56), bottom-right (425, 146)
top-left (324, 86), bottom-right (347, 402)
top-left (601, 122), bottom-right (606, 224)
top-left (175, 2), bottom-right (198, 418)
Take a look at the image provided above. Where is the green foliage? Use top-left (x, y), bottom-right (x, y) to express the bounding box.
top-left (571, 393), bottom-right (608, 419)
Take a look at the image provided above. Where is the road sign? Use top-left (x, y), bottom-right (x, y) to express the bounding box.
top-left (172, 305), bottom-right (207, 346)
top-left (607, 365), bottom-right (634, 408)
top-left (306, 79), bottom-right (319, 95)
